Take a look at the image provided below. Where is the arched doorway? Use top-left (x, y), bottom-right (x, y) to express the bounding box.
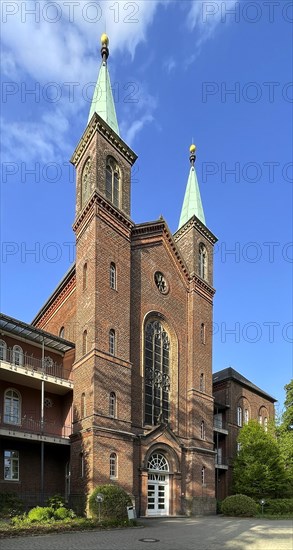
top-left (147, 452), bottom-right (169, 516)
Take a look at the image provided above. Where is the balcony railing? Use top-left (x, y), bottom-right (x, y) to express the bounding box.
top-left (215, 454), bottom-right (228, 467)
top-left (213, 418), bottom-right (228, 431)
top-left (0, 414), bottom-right (71, 438)
top-left (1, 348), bottom-right (72, 382)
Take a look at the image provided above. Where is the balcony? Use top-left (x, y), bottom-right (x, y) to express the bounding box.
top-left (213, 418), bottom-right (228, 434)
top-left (0, 348), bottom-right (73, 394)
top-left (0, 414), bottom-right (71, 445)
top-left (215, 454), bottom-right (228, 470)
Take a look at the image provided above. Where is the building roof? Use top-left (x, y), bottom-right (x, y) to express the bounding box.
top-left (31, 263), bottom-right (75, 326)
top-left (0, 313), bottom-right (75, 353)
top-left (178, 147), bottom-right (205, 230)
top-left (87, 35), bottom-right (120, 135)
top-left (213, 367), bottom-right (276, 403)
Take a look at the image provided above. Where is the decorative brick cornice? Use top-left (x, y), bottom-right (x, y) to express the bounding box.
top-left (34, 272), bottom-right (76, 328)
top-left (73, 191), bottom-right (133, 238)
top-left (174, 215), bottom-right (218, 245)
top-left (70, 113), bottom-right (137, 167)
top-left (132, 219), bottom-right (190, 283)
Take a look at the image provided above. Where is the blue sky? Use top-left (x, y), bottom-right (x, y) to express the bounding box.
top-left (1, 1), bottom-right (292, 412)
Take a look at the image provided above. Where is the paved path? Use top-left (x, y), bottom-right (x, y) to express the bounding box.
top-left (1, 517), bottom-right (292, 550)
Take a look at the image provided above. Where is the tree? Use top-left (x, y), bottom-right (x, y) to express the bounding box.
top-left (233, 420), bottom-right (289, 499)
top-left (277, 380), bottom-right (293, 490)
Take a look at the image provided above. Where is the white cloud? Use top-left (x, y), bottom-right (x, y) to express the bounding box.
top-left (123, 114), bottom-right (154, 146)
top-left (186, 0), bottom-right (238, 57)
top-left (164, 57), bottom-right (177, 74)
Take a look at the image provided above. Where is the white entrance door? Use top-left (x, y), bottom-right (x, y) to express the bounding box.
top-left (147, 473), bottom-right (169, 516)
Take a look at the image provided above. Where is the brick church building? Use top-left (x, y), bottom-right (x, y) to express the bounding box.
top-left (0, 35), bottom-right (275, 516)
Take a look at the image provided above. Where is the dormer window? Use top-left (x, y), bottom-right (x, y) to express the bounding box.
top-left (106, 157), bottom-right (120, 208)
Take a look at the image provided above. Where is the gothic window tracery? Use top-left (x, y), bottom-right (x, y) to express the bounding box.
top-left (144, 320), bottom-right (170, 425)
top-left (199, 243), bottom-right (208, 280)
top-left (106, 157), bottom-right (120, 208)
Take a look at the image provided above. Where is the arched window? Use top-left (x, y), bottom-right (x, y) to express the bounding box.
top-left (244, 409), bottom-right (249, 424)
top-left (81, 393), bottom-right (86, 418)
top-left (109, 392), bottom-right (116, 417)
top-left (200, 420), bottom-right (205, 440)
top-left (109, 329), bottom-right (115, 356)
top-left (199, 243), bottom-right (207, 280)
top-left (83, 263), bottom-right (87, 291)
top-left (110, 452), bottom-right (117, 478)
top-left (82, 330), bottom-right (87, 355)
top-left (144, 320), bottom-right (170, 426)
top-left (201, 466), bottom-right (205, 485)
top-left (199, 373), bottom-right (205, 392)
top-left (81, 157), bottom-right (92, 207)
top-left (237, 406), bottom-right (243, 427)
top-left (106, 157), bottom-right (120, 208)
top-left (147, 452), bottom-right (169, 471)
top-left (59, 327), bottom-right (65, 339)
top-left (110, 263), bottom-right (116, 290)
top-left (4, 389), bottom-right (21, 424)
top-left (12, 345), bottom-right (23, 366)
top-left (0, 340), bottom-right (7, 361)
top-left (200, 323), bottom-right (206, 344)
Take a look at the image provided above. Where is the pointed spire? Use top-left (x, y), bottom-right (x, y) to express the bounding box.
top-left (177, 143), bottom-right (206, 230)
top-left (88, 34), bottom-right (120, 136)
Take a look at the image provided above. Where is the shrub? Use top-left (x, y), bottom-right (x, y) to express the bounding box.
top-left (264, 499), bottom-right (293, 515)
top-left (0, 493), bottom-right (24, 518)
top-left (27, 506), bottom-right (54, 523)
top-left (47, 494), bottom-right (65, 510)
top-left (221, 494), bottom-right (258, 517)
top-left (53, 507), bottom-right (76, 520)
top-left (88, 485), bottom-right (132, 521)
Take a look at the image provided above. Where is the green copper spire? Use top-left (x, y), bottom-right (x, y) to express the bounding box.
top-left (178, 144), bottom-right (206, 229)
top-left (88, 34), bottom-right (120, 136)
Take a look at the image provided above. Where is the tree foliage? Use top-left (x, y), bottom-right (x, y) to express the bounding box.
top-left (233, 420), bottom-right (289, 499)
top-left (277, 380), bottom-right (293, 489)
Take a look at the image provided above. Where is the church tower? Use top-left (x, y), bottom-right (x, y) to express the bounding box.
top-left (70, 34), bottom-right (137, 503)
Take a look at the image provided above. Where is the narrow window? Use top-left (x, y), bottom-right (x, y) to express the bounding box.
top-left (0, 340), bottom-right (7, 361)
top-left (110, 452), bottom-right (117, 478)
top-left (244, 409), bottom-right (249, 424)
top-left (237, 406), bottom-right (242, 427)
top-left (237, 442), bottom-right (241, 453)
top-left (200, 420), bottom-right (205, 440)
top-left (12, 345), bottom-right (23, 366)
top-left (83, 263), bottom-right (87, 291)
top-left (201, 466), bottom-right (205, 486)
top-left (199, 373), bottom-right (205, 392)
top-left (82, 330), bottom-right (88, 355)
top-left (110, 263), bottom-right (116, 290)
top-left (259, 415), bottom-right (263, 425)
top-left (200, 323), bottom-right (206, 344)
top-left (4, 389), bottom-right (21, 424)
top-left (109, 392), bottom-right (116, 418)
top-left (109, 329), bottom-right (115, 356)
top-left (80, 453), bottom-right (84, 478)
top-left (59, 327), bottom-right (65, 339)
top-left (81, 157), bottom-right (92, 207)
top-left (4, 450), bottom-right (19, 481)
top-left (199, 244), bottom-right (207, 280)
top-left (264, 417), bottom-right (268, 432)
top-left (81, 393), bottom-right (86, 418)
top-left (105, 158), bottom-right (120, 208)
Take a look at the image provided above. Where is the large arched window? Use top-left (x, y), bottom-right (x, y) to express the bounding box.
top-left (144, 320), bottom-right (170, 426)
top-left (4, 389), bottom-right (21, 424)
top-left (110, 452), bottom-right (117, 478)
top-left (199, 243), bottom-right (208, 280)
top-left (147, 452), bottom-right (169, 472)
top-left (81, 157), bottom-right (92, 207)
top-left (237, 405), bottom-right (243, 427)
top-left (0, 340), bottom-right (7, 361)
top-left (12, 345), bottom-right (23, 366)
top-left (106, 157), bottom-right (120, 208)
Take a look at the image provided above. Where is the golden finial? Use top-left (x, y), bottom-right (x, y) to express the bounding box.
top-left (101, 33), bottom-right (109, 46)
top-left (190, 144), bottom-right (196, 154)
top-left (189, 143), bottom-right (196, 166)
